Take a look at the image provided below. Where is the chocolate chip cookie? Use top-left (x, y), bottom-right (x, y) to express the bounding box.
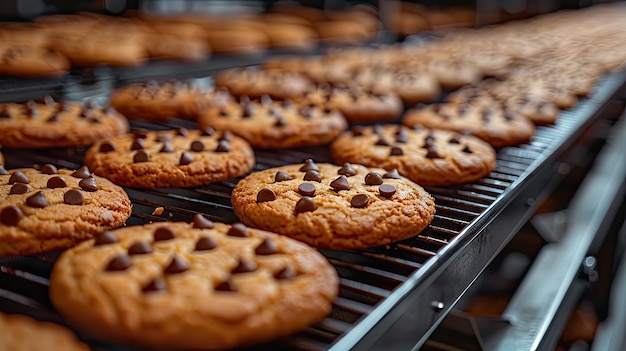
top-left (49, 218), bottom-right (338, 350)
top-left (84, 128), bottom-right (255, 188)
top-left (231, 161), bottom-right (436, 249)
top-left (213, 67), bottom-right (313, 100)
top-left (197, 96), bottom-right (348, 149)
top-left (0, 165), bottom-right (131, 256)
top-left (0, 98), bottom-right (129, 148)
top-left (0, 313), bottom-right (90, 351)
top-left (331, 125), bottom-right (497, 186)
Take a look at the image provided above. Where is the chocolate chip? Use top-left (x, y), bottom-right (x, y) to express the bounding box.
top-left (218, 109), bottom-right (229, 117)
top-left (176, 128), bottom-right (189, 137)
top-left (395, 130), bottom-right (408, 144)
top-left (298, 183), bottom-right (316, 196)
top-left (390, 146), bottom-right (404, 156)
top-left (164, 255), bottom-right (189, 274)
top-left (215, 140), bottom-right (230, 153)
top-left (282, 100), bottom-right (294, 108)
top-left (128, 241), bottom-right (153, 255)
top-left (0, 166), bottom-right (8, 175)
top-left (40, 165), bottom-right (57, 176)
top-left (374, 125), bottom-right (384, 135)
top-left (338, 163), bottom-right (357, 176)
top-left (350, 194), bottom-right (369, 208)
top-left (46, 176), bottom-right (67, 189)
top-left (241, 104), bottom-right (255, 118)
top-left (134, 129), bottom-right (149, 139)
top-left (448, 135), bottom-right (461, 144)
top-left (84, 99), bottom-right (98, 109)
top-left (56, 100), bottom-right (69, 112)
top-left (256, 188), bottom-right (276, 203)
top-left (351, 126), bottom-right (365, 136)
top-left (458, 104), bottom-right (469, 115)
top-left (179, 152), bottom-right (193, 165)
top-left (375, 137), bottom-right (390, 146)
top-left (79, 107), bottom-right (91, 119)
top-left (201, 127), bottom-right (216, 137)
top-left (193, 213), bottom-right (214, 229)
top-left (72, 166), bottom-right (91, 179)
top-left (46, 113), bottom-right (60, 123)
top-left (26, 191), bottom-right (49, 208)
top-left (0, 108), bottom-right (11, 119)
top-left (99, 141), bottom-right (115, 152)
top-left (425, 133), bottom-right (436, 144)
top-left (274, 116), bottom-right (287, 127)
top-left (227, 223), bottom-right (249, 237)
top-left (299, 159), bottom-right (318, 172)
top-left (94, 231), bottom-right (117, 246)
top-left (219, 131), bottom-right (232, 142)
top-left (383, 169), bottom-right (401, 179)
top-left (106, 254), bottom-right (132, 271)
top-left (8, 171), bottom-right (29, 185)
top-left (275, 171), bottom-right (291, 182)
top-left (504, 112), bottom-right (515, 121)
top-left (79, 176), bottom-right (98, 192)
top-left (379, 184), bottom-right (396, 198)
top-left (0, 205), bottom-right (24, 226)
top-left (64, 189), bottom-right (84, 205)
top-left (190, 140), bottom-right (204, 152)
top-left (295, 196), bottom-right (316, 214)
top-left (142, 278), bottom-right (166, 292)
top-left (195, 236), bottom-right (218, 251)
top-left (274, 266), bottom-right (296, 280)
top-left (214, 278), bottom-right (237, 292)
top-left (365, 172), bottom-right (383, 185)
top-left (426, 145), bottom-right (441, 159)
top-left (10, 183), bottom-right (29, 195)
top-left (154, 227), bottom-right (175, 241)
top-left (160, 142), bottom-right (174, 153)
top-left (28, 107), bottom-right (38, 119)
top-left (232, 257), bottom-right (257, 273)
top-left (255, 238), bottom-right (278, 255)
top-left (481, 108), bottom-right (492, 121)
top-left (131, 138), bottom-right (145, 150)
top-left (303, 170), bottom-right (321, 182)
top-left (298, 106), bottom-right (314, 120)
top-left (462, 145), bottom-right (473, 153)
top-left (330, 175), bottom-right (350, 191)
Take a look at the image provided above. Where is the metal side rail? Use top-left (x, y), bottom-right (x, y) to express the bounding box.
top-left (479, 113), bottom-right (626, 351)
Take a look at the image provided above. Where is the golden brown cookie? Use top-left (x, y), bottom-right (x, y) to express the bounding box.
top-left (0, 312), bottom-right (90, 351)
top-left (49, 30), bottom-right (146, 67)
top-left (49, 218), bottom-right (338, 350)
top-left (0, 44), bottom-right (70, 78)
top-left (213, 67), bottom-right (313, 100)
top-left (354, 68), bottom-right (441, 104)
top-left (197, 97), bottom-right (348, 149)
top-left (403, 103), bottom-right (536, 148)
top-left (0, 165), bottom-right (131, 256)
top-left (231, 161), bottom-right (436, 249)
top-left (331, 125), bottom-right (496, 186)
top-left (0, 98), bottom-right (129, 148)
top-left (84, 128), bottom-right (255, 188)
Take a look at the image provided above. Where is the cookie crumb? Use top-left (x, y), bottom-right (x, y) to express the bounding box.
top-left (152, 207), bottom-right (164, 216)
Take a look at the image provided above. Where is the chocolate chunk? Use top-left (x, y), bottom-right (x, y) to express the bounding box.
top-left (71, 166), bottom-right (91, 179)
top-left (26, 191), bottom-right (49, 208)
top-left (194, 236), bottom-right (218, 251)
top-left (303, 170), bottom-right (321, 182)
top-left (232, 257), bottom-right (257, 273)
top-left (448, 135), bottom-right (461, 144)
top-left (176, 128), bottom-right (189, 137)
top-left (160, 141), bottom-right (174, 153)
top-left (275, 171), bottom-right (291, 182)
top-left (128, 241), bottom-right (153, 255)
top-left (227, 223), bottom-right (249, 237)
top-left (298, 183), bottom-right (316, 196)
top-left (179, 152), bottom-right (193, 165)
top-left (190, 140), bottom-right (204, 152)
top-left (338, 163), bottom-right (357, 176)
top-left (330, 175), bottom-right (350, 191)
top-left (214, 278), bottom-right (237, 292)
top-left (0, 205), bottom-right (24, 226)
top-left (164, 255), bottom-right (189, 274)
top-left (134, 129), bottom-right (148, 139)
top-left (365, 172), bottom-right (383, 185)
top-left (131, 138), bottom-right (145, 150)
top-left (426, 145), bottom-right (441, 159)
top-left (350, 194), bottom-right (369, 208)
top-left (462, 145), bottom-right (473, 153)
top-left (215, 140), bottom-right (230, 153)
top-left (201, 127), bottom-right (216, 136)
top-left (64, 189), bottom-right (84, 205)
top-left (106, 254), bottom-right (132, 271)
top-left (46, 113), bottom-right (60, 123)
top-left (10, 183), bottom-right (29, 195)
top-left (295, 196), bottom-right (316, 214)
top-left (99, 141), bottom-right (115, 152)
top-left (79, 176), bottom-right (98, 192)
top-left (256, 188), bottom-right (276, 203)
top-left (379, 184), bottom-right (396, 198)
top-left (383, 169), bottom-right (401, 179)
top-left (94, 231), bottom-right (117, 246)
top-left (274, 116), bottom-right (287, 127)
top-left (0, 166), bottom-right (8, 175)
top-left (154, 227), bottom-right (175, 241)
top-left (255, 238), bottom-right (278, 255)
top-left (219, 131), bottom-right (231, 142)
top-left (390, 146), bottom-right (404, 156)
top-left (47, 176), bottom-right (67, 189)
top-left (274, 266), bottom-right (296, 280)
top-left (193, 214), bottom-right (215, 229)
top-left (8, 171), bottom-right (29, 185)
top-left (299, 159), bottom-right (318, 172)
top-left (375, 137), bottom-right (390, 146)
top-left (142, 278), bottom-right (166, 292)
top-left (351, 126), bottom-right (365, 136)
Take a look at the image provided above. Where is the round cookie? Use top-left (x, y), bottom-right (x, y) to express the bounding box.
top-left (0, 44), bottom-right (70, 78)
top-left (84, 128), bottom-right (255, 188)
top-left (0, 98), bottom-right (129, 148)
top-left (331, 125), bottom-right (497, 186)
top-left (49, 218), bottom-right (339, 350)
top-left (354, 68), bottom-right (441, 105)
top-left (197, 97), bottom-right (348, 149)
top-left (213, 67), bottom-right (313, 100)
top-left (403, 103), bottom-right (536, 148)
top-left (0, 165), bottom-right (132, 256)
top-left (231, 161), bottom-right (436, 249)
top-left (0, 312), bottom-right (90, 351)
